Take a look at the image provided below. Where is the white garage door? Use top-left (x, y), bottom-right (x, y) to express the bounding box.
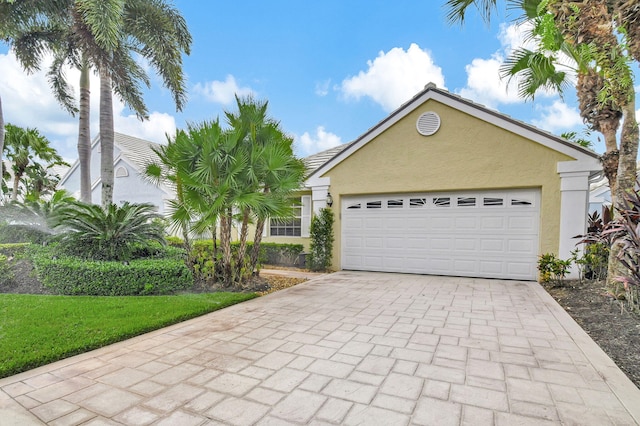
top-left (342, 189), bottom-right (540, 280)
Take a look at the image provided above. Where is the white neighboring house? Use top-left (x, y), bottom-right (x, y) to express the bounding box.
top-left (588, 162), bottom-right (640, 215)
top-left (59, 133), bottom-right (174, 214)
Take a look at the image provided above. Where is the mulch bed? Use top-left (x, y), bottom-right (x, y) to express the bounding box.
top-left (543, 279), bottom-right (640, 389)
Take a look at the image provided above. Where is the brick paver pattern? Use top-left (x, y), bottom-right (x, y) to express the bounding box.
top-left (1, 271), bottom-right (639, 425)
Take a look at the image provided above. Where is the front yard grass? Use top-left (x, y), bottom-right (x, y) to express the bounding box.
top-left (0, 292), bottom-right (256, 379)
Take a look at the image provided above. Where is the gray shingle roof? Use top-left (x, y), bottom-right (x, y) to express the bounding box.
top-left (113, 132), bottom-right (164, 172)
top-left (303, 142), bottom-right (354, 177)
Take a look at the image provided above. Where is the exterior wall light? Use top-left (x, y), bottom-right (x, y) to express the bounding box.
top-left (326, 192), bottom-right (334, 207)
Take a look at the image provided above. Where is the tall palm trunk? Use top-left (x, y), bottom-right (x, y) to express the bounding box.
top-left (607, 96), bottom-right (640, 290)
top-left (0, 94), bottom-right (4, 202)
top-left (249, 216), bottom-right (266, 275)
top-left (11, 165), bottom-right (23, 201)
top-left (78, 61), bottom-right (92, 203)
top-left (220, 210), bottom-right (233, 287)
top-left (99, 70), bottom-right (114, 209)
top-left (235, 208), bottom-right (251, 280)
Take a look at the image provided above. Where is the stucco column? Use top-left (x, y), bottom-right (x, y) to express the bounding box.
top-left (558, 161), bottom-right (596, 279)
top-left (311, 185), bottom-right (330, 214)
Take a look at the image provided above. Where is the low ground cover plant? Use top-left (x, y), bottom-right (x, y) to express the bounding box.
top-left (0, 292), bottom-right (256, 378)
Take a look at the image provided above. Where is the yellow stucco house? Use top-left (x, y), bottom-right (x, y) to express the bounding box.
top-left (264, 84), bottom-right (601, 281)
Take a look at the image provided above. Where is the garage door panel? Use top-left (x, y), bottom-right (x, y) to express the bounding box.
top-left (364, 256), bottom-right (384, 268)
top-left (455, 216), bottom-right (477, 229)
top-left (344, 237), bottom-right (363, 249)
top-left (480, 239), bottom-right (505, 252)
top-left (407, 238), bottom-right (428, 249)
top-left (454, 238), bottom-right (477, 251)
top-left (344, 217), bottom-right (364, 230)
top-left (365, 237), bottom-right (383, 248)
top-left (386, 237), bottom-right (405, 249)
top-left (384, 257), bottom-right (404, 269)
top-left (479, 261), bottom-right (503, 274)
top-left (480, 216), bottom-right (506, 230)
top-left (431, 216), bottom-right (454, 230)
top-left (507, 239), bottom-right (536, 254)
top-left (508, 215), bottom-right (537, 231)
top-left (342, 189), bottom-right (539, 280)
top-left (431, 238), bottom-right (452, 250)
top-left (365, 218), bottom-right (383, 229)
top-left (386, 218), bottom-right (406, 230)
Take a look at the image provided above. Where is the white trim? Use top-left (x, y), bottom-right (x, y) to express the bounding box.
top-left (301, 195), bottom-right (311, 237)
top-left (307, 86), bottom-right (600, 182)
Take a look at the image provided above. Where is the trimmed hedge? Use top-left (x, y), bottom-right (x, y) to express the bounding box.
top-left (31, 246), bottom-right (193, 296)
top-left (0, 243), bottom-right (30, 257)
top-left (0, 254), bottom-right (11, 286)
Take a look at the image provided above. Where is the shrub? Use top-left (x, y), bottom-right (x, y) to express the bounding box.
top-left (31, 245), bottom-right (193, 296)
top-left (574, 210), bottom-right (611, 281)
top-left (186, 240), bottom-right (304, 283)
top-left (52, 202), bottom-right (166, 261)
top-left (0, 243), bottom-right (30, 258)
top-left (537, 253), bottom-right (571, 285)
top-left (602, 187), bottom-right (640, 310)
top-left (0, 254), bottom-right (12, 286)
top-left (260, 243), bottom-right (304, 266)
top-left (307, 208), bottom-right (334, 272)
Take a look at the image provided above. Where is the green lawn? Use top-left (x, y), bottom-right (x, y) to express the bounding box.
top-left (0, 292), bottom-right (256, 378)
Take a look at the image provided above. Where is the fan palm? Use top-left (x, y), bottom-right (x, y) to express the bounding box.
top-left (224, 96), bottom-right (306, 277)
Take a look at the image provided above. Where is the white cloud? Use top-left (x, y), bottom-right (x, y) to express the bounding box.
top-left (458, 23), bottom-right (576, 108)
top-left (315, 79), bottom-right (331, 97)
top-left (114, 111), bottom-right (176, 144)
top-left (531, 100), bottom-right (583, 132)
top-left (457, 54), bottom-right (518, 108)
top-left (341, 43), bottom-right (446, 112)
top-left (192, 75), bottom-right (254, 105)
top-left (295, 126), bottom-right (342, 157)
top-left (0, 50), bottom-right (177, 161)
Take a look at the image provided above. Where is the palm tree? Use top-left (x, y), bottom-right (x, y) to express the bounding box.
top-left (93, 0), bottom-right (192, 208)
top-left (444, 0), bottom-right (639, 288)
top-left (224, 96), bottom-right (306, 276)
top-left (145, 129), bottom-right (203, 257)
top-left (3, 124), bottom-right (66, 201)
top-left (498, 5), bottom-right (624, 199)
top-left (2, 0), bottom-right (191, 207)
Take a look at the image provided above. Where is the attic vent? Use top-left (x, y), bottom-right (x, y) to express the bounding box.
top-left (416, 111), bottom-right (441, 136)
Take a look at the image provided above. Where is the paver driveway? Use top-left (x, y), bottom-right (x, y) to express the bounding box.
top-left (1, 271), bottom-right (640, 425)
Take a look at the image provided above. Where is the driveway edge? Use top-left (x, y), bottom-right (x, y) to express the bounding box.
top-left (531, 281), bottom-right (640, 423)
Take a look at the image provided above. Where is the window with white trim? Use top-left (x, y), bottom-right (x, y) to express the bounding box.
top-left (269, 196), bottom-right (311, 237)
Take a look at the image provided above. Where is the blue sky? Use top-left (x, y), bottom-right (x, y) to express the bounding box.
top-left (1, 1), bottom-right (638, 162)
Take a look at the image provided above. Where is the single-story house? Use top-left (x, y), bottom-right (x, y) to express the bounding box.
top-left (59, 133), bottom-right (174, 214)
top-left (264, 83), bottom-right (601, 281)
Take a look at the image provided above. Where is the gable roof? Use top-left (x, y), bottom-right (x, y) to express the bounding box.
top-left (307, 83), bottom-right (600, 184)
top-left (110, 132), bottom-right (164, 174)
top-left (303, 142), bottom-right (354, 177)
top-left (58, 133), bottom-right (172, 197)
